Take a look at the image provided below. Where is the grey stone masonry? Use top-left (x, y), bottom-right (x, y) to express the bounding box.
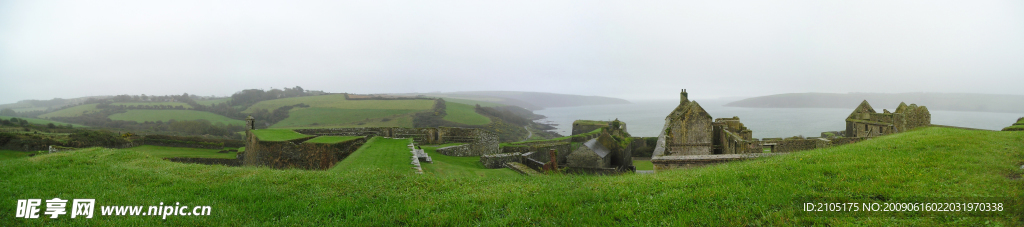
top-left (504, 162), bottom-right (541, 176)
top-left (436, 144), bottom-right (474, 156)
top-left (480, 152), bottom-right (522, 169)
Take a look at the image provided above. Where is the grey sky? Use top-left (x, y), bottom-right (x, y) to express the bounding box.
top-left (1, 0), bottom-right (1022, 104)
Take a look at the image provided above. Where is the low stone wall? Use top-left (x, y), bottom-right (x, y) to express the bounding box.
top-left (164, 157), bottom-right (239, 166)
top-left (436, 144), bottom-right (473, 156)
top-left (770, 138), bottom-right (830, 153)
top-left (504, 162), bottom-right (541, 176)
top-left (565, 167), bottom-right (621, 175)
top-left (500, 145), bottom-right (530, 154)
top-left (480, 152), bottom-right (521, 169)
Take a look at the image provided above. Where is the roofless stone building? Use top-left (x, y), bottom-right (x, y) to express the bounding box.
top-left (845, 101), bottom-right (930, 138)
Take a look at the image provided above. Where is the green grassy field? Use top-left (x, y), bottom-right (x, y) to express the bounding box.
top-left (243, 94), bottom-right (434, 113)
top-left (111, 102), bottom-right (193, 109)
top-left (304, 136), bottom-right (362, 144)
top-left (439, 98), bottom-right (504, 107)
top-left (0, 150), bottom-right (30, 160)
top-left (420, 144), bottom-right (519, 178)
top-left (633, 159), bottom-right (653, 170)
top-left (251, 129), bottom-right (312, 141)
top-left (0, 115), bottom-right (89, 128)
top-left (195, 98), bottom-right (231, 106)
top-left (270, 108), bottom-right (419, 128)
top-left (442, 102), bottom-right (492, 125)
top-left (120, 145), bottom-right (236, 159)
top-left (108, 110), bottom-right (245, 125)
top-left (38, 104), bottom-right (101, 118)
top-left (1, 127), bottom-right (1021, 225)
top-left (331, 137), bottom-right (413, 171)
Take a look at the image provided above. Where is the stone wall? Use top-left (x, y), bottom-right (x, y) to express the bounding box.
top-left (830, 137), bottom-right (868, 146)
top-left (242, 130), bottom-right (366, 170)
top-left (164, 157), bottom-right (239, 166)
top-left (769, 138), bottom-right (830, 153)
top-left (436, 144), bottom-right (473, 156)
top-left (480, 152), bottom-right (522, 169)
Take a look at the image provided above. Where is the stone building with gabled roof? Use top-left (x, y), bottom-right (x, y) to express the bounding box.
top-left (845, 100), bottom-right (930, 137)
top-left (653, 89), bottom-right (714, 156)
top-left (565, 131), bottom-right (634, 172)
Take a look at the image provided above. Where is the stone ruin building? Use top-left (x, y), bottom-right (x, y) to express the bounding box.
top-left (651, 89), bottom-right (771, 171)
top-left (845, 101), bottom-right (930, 138)
top-left (480, 119), bottom-right (638, 175)
top-left (241, 117), bottom-right (499, 170)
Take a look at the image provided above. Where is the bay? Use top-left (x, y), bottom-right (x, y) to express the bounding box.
top-left (533, 100), bottom-right (1023, 138)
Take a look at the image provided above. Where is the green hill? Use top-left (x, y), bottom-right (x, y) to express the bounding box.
top-left (442, 102), bottom-right (491, 125)
top-left (270, 108), bottom-right (420, 128)
top-left (37, 103), bottom-right (101, 118)
top-left (108, 110), bottom-right (245, 125)
top-left (243, 94), bottom-right (434, 113)
top-left (1, 127), bottom-right (1020, 225)
top-left (0, 115), bottom-right (89, 128)
top-left (111, 102), bottom-right (193, 109)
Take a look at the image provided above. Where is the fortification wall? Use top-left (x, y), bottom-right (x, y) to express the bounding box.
top-left (242, 131), bottom-right (365, 170)
top-left (769, 138), bottom-right (830, 153)
top-left (480, 152), bottom-right (521, 169)
top-left (436, 144), bottom-right (473, 156)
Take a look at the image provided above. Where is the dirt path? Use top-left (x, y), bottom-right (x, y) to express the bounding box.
top-left (522, 126), bottom-right (532, 142)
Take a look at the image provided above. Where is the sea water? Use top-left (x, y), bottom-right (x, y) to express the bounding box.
top-left (533, 100), bottom-right (1024, 138)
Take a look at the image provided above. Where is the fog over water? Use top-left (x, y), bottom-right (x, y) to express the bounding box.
top-left (535, 100), bottom-right (1022, 138)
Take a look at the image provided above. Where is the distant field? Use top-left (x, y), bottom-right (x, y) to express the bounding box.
top-left (270, 108), bottom-right (419, 128)
top-left (38, 104), bottom-right (100, 118)
top-left (331, 137), bottom-right (413, 171)
top-left (121, 145), bottom-right (236, 159)
top-left (0, 150), bottom-right (29, 161)
top-left (439, 98), bottom-right (503, 107)
top-left (112, 102), bottom-right (193, 109)
top-left (108, 110), bottom-right (244, 125)
top-left (420, 144), bottom-right (519, 177)
top-left (442, 102), bottom-right (491, 125)
top-left (12, 107), bottom-right (47, 112)
top-left (0, 115), bottom-right (89, 128)
top-left (195, 98), bottom-right (231, 106)
top-left (252, 129), bottom-right (312, 141)
top-left (243, 94), bottom-right (434, 113)
top-left (304, 136), bottom-right (362, 144)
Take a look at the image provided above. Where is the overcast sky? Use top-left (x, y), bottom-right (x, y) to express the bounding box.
top-left (1, 0), bottom-right (1022, 104)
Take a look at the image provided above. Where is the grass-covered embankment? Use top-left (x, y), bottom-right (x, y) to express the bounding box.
top-left (303, 136), bottom-right (362, 144)
top-left (331, 137), bottom-right (414, 171)
top-left (1, 127), bottom-right (1022, 225)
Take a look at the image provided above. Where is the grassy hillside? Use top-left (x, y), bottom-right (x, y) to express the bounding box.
top-left (195, 98), bottom-right (231, 106)
top-left (1, 127), bottom-right (1021, 225)
top-left (108, 110), bottom-right (244, 125)
top-left (38, 103), bottom-right (101, 118)
top-left (251, 129), bottom-right (312, 141)
top-left (0, 115), bottom-right (89, 128)
top-left (331, 137), bottom-right (413, 171)
top-left (304, 136), bottom-right (362, 144)
top-left (120, 145), bottom-right (236, 159)
top-left (1003, 118), bottom-right (1024, 131)
top-left (243, 94), bottom-right (433, 113)
top-left (111, 102), bottom-right (193, 109)
top-left (270, 108), bottom-right (419, 128)
top-left (442, 102), bottom-right (491, 125)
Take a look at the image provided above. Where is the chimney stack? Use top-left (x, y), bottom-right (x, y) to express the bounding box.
top-left (680, 89), bottom-right (689, 104)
